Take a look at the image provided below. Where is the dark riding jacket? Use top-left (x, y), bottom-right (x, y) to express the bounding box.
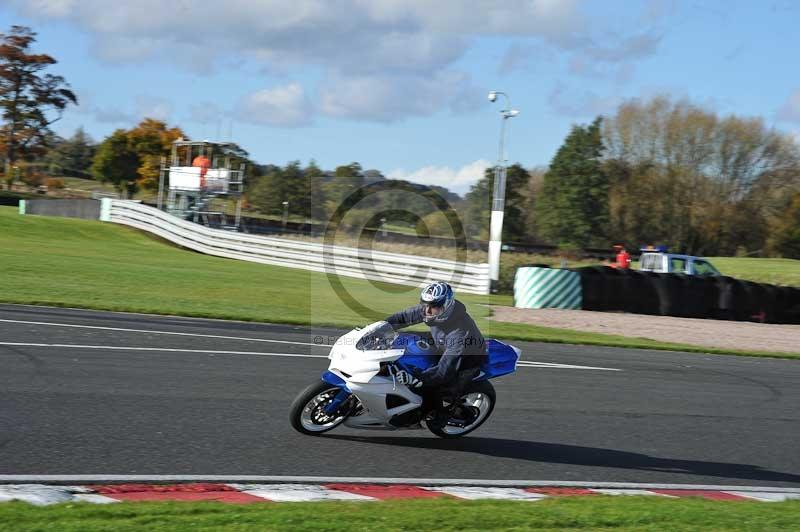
top-left (385, 300), bottom-right (487, 387)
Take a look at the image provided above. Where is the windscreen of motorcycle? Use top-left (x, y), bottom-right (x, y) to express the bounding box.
top-left (328, 325), bottom-right (405, 383)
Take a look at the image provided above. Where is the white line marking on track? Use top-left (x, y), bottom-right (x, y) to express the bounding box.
top-left (517, 361), bottom-right (621, 371)
top-left (0, 342), bottom-right (327, 359)
top-left (0, 318), bottom-right (322, 347)
top-left (0, 318), bottom-right (621, 371)
top-left (0, 342), bottom-right (620, 370)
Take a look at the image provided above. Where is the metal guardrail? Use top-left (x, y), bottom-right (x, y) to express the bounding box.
top-left (105, 199), bottom-right (491, 294)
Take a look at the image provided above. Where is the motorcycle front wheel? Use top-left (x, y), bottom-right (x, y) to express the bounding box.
top-left (427, 381), bottom-right (496, 439)
top-left (289, 381), bottom-right (349, 436)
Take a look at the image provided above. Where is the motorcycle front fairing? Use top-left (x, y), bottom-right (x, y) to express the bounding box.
top-left (324, 325), bottom-right (424, 429)
top-left (326, 323), bottom-right (406, 383)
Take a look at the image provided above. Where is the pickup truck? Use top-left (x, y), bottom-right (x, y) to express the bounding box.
top-left (638, 247), bottom-right (721, 276)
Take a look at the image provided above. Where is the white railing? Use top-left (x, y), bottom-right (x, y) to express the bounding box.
top-left (104, 199), bottom-right (491, 294)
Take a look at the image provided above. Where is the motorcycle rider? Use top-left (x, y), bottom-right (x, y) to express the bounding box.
top-left (383, 281), bottom-right (487, 425)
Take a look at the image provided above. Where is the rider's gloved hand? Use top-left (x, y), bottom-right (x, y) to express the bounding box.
top-left (395, 367), bottom-right (423, 389)
top-left (408, 366), bottom-right (425, 382)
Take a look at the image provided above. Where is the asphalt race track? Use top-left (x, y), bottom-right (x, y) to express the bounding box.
top-left (1, 303), bottom-right (798, 487)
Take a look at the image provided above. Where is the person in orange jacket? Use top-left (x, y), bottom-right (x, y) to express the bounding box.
top-left (613, 244), bottom-right (631, 269)
top-left (192, 153), bottom-right (211, 189)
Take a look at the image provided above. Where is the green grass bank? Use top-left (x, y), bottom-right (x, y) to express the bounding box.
top-left (2, 206), bottom-right (796, 358)
top-left (1, 497), bottom-right (799, 532)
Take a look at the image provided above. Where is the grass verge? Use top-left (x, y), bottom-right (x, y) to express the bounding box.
top-left (2, 497), bottom-right (799, 531)
top-left (710, 256), bottom-right (800, 287)
top-left (1, 207), bottom-right (795, 359)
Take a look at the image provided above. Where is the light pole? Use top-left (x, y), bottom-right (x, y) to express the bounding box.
top-left (282, 201), bottom-right (289, 230)
top-left (487, 90), bottom-right (519, 292)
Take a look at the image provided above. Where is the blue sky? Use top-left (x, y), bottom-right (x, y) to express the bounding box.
top-left (1, 1), bottom-right (799, 195)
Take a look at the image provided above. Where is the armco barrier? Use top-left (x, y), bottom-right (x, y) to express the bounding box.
top-left (514, 267), bottom-right (582, 309)
top-left (105, 200), bottom-right (491, 294)
top-left (571, 266), bottom-right (798, 324)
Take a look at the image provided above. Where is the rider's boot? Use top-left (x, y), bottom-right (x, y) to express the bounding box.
top-left (447, 404), bottom-right (479, 427)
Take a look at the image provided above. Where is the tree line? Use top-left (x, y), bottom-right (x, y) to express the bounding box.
top-left (461, 97), bottom-right (800, 258)
top-left (2, 24), bottom-right (799, 258)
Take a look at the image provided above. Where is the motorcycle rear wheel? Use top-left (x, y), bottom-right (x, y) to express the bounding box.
top-left (427, 381), bottom-right (496, 439)
top-left (289, 381), bottom-right (349, 436)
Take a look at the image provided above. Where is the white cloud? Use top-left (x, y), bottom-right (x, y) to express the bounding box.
top-left (9, 0), bottom-right (583, 73)
top-left (498, 43), bottom-right (552, 75)
top-left (558, 31), bottom-right (660, 85)
top-left (583, 32), bottom-right (662, 63)
top-left (235, 83), bottom-right (313, 127)
top-left (319, 71), bottom-right (479, 123)
top-left (20, 0), bottom-right (76, 17)
top-left (777, 89), bottom-right (800, 124)
top-left (548, 84), bottom-right (621, 118)
top-left (568, 57), bottom-right (636, 85)
top-left (387, 159), bottom-right (491, 195)
top-left (10, 0), bottom-right (665, 123)
top-left (73, 89), bottom-right (170, 124)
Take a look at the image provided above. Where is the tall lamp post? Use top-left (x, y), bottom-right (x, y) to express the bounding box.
top-left (487, 90), bottom-right (519, 292)
top-left (281, 201), bottom-right (289, 230)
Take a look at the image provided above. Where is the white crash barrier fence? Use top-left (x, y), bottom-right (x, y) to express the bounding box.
top-left (102, 199), bottom-right (491, 295)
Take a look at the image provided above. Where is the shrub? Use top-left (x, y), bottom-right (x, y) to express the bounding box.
top-left (45, 178), bottom-right (65, 189)
top-left (21, 172), bottom-right (46, 188)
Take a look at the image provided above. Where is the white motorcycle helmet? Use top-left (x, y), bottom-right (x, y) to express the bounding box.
top-left (420, 281), bottom-right (455, 324)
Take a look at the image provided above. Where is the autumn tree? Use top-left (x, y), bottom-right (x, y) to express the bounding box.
top-left (90, 118), bottom-right (185, 196)
top-left (127, 118), bottom-right (184, 190)
top-left (91, 129), bottom-right (139, 197)
top-left (602, 96), bottom-right (800, 255)
top-left (767, 192), bottom-right (800, 258)
top-left (0, 25), bottom-right (77, 179)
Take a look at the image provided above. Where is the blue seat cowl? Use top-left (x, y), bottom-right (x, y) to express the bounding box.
top-left (481, 339), bottom-right (520, 379)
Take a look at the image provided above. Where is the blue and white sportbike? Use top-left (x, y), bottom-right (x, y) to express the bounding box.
top-left (289, 321), bottom-right (520, 438)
